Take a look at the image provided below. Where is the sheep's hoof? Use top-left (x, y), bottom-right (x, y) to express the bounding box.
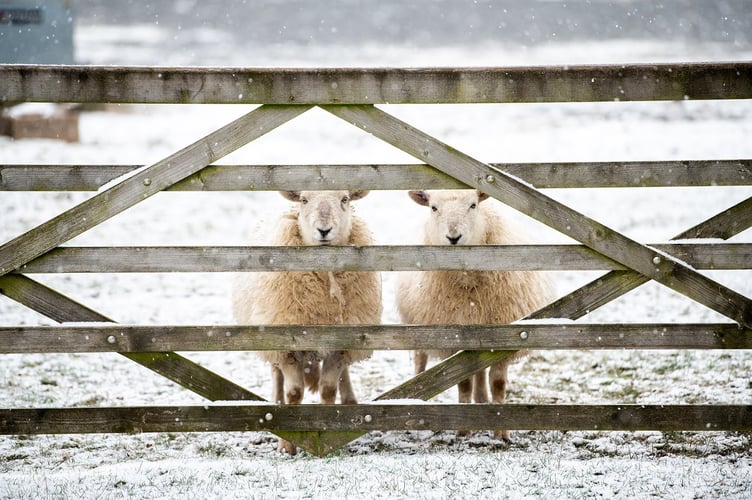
top-left (277, 439), bottom-right (298, 456)
top-left (493, 430), bottom-right (512, 444)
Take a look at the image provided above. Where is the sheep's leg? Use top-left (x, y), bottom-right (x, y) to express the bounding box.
top-left (457, 377), bottom-right (473, 404)
top-left (275, 354), bottom-right (306, 455)
top-left (489, 360), bottom-right (512, 443)
top-left (337, 366), bottom-right (358, 404)
top-left (303, 358), bottom-right (320, 394)
top-left (279, 357), bottom-right (305, 405)
top-left (413, 350), bottom-right (428, 375)
top-left (271, 364), bottom-right (285, 404)
top-left (320, 351), bottom-right (347, 404)
top-left (473, 368), bottom-right (489, 404)
top-left (456, 377), bottom-right (474, 437)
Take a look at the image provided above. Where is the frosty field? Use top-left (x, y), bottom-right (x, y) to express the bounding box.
top-left (2, 19), bottom-right (752, 499)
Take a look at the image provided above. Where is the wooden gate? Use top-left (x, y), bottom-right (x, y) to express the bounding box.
top-left (1, 63), bottom-right (751, 456)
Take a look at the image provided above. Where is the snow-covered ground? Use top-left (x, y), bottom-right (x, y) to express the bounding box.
top-left (2, 20), bottom-right (752, 499)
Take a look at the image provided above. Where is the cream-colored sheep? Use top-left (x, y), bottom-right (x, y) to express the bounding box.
top-left (396, 189), bottom-right (556, 442)
top-left (232, 190), bottom-right (382, 455)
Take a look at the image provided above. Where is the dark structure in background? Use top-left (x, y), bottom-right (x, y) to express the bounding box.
top-left (0, 0), bottom-right (74, 63)
top-left (0, 1), bottom-right (77, 141)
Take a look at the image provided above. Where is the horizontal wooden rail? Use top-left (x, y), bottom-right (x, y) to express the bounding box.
top-left (1, 405), bottom-right (750, 434)
top-left (14, 243), bottom-right (751, 273)
top-left (1, 323), bottom-right (749, 353)
top-left (2, 63), bottom-right (752, 105)
top-left (3, 160), bottom-right (751, 191)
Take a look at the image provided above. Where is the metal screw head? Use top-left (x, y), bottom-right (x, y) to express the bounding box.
top-left (486, 174), bottom-right (496, 183)
top-left (519, 331), bottom-right (529, 340)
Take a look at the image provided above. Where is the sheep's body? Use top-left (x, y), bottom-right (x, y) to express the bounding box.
top-left (232, 190), bottom-right (381, 454)
top-left (396, 189), bottom-right (556, 441)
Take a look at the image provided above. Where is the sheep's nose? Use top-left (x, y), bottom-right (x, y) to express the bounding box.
top-left (447, 235), bottom-right (461, 245)
top-left (318, 228), bottom-right (332, 239)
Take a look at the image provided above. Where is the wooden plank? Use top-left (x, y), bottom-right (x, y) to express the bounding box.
top-left (674, 196), bottom-right (752, 240)
top-left (0, 165), bottom-right (137, 191)
top-left (2, 63), bottom-right (752, 104)
top-left (0, 274), bottom-right (263, 402)
top-left (0, 105), bottom-right (312, 277)
top-left (15, 243), bottom-right (752, 273)
top-left (322, 105), bottom-right (752, 329)
top-left (531, 195), bottom-right (752, 320)
top-left (0, 274), bottom-right (106, 323)
top-left (1, 405), bottom-right (749, 435)
top-left (4, 160), bottom-right (752, 191)
top-left (2, 323), bottom-right (748, 354)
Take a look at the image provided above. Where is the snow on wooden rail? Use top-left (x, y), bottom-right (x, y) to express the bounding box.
top-left (1, 62), bottom-right (751, 456)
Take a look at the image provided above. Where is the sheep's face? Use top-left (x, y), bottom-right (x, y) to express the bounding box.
top-left (409, 189), bottom-right (490, 245)
top-left (281, 190), bottom-right (369, 245)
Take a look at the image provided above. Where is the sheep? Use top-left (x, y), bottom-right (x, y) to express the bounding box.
top-left (395, 189), bottom-right (556, 442)
top-left (232, 190), bottom-right (382, 455)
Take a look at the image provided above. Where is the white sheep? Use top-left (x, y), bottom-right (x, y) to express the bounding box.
top-left (396, 189), bottom-right (556, 442)
top-left (232, 190), bottom-right (382, 455)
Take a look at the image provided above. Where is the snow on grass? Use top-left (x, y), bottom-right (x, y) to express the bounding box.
top-left (1, 26), bottom-right (752, 499)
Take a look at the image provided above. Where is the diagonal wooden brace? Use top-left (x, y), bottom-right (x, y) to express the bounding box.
top-left (531, 195), bottom-right (752, 320)
top-left (0, 274), bottom-right (322, 452)
top-left (0, 274), bottom-right (264, 401)
top-left (0, 105), bottom-right (312, 276)
top-left (321, 104), bottom-right (752, 329)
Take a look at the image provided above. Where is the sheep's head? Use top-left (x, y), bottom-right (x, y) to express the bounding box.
top-left (409, 189), bottom-right (490, 245)
top-left (281, 190), bottom-right (369, 245)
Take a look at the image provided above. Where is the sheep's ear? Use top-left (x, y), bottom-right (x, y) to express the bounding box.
top-left (477, 190), bottom-right (491, 203)
top-left (280, 191), bottom-right (301, 202)
top-left (348, 190), bottom-right (370, 201)
top-left (408, 190), bottom-right (429, 206)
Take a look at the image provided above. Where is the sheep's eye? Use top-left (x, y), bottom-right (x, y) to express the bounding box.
top-left (470, 203), bottom-right (477, 209)
top-left (431, 206), bottom-right (438, 212)
top-left (341, 196), bottom-right (349, 204)
top-left (300, 198), bottom-right (308, 205)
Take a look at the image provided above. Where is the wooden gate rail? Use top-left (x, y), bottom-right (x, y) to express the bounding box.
top-left (3, 405), bottom-right (751, 435)
top-left (2, 63), bottom-right (751, 104)
top-left (2, 63), bottom-right (751, 456)
top-left (2, 324), bottom-right (751, 353)
top-left (8, 243), bottom-right (752, 273)
top-left (3, 160), bottom-right (751, 191)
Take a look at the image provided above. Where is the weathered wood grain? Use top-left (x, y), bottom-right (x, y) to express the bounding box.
top-left (14, 243), bottom-right (751, 273)
top-left (674, 195), bottom-right (752, 240)
top-left (0, 105), bottom-right (311, 277)
top-left (531, 194), bottom-right (752, 320)
top-left (1, 405), bottom-right (749, 434)
top-left (3, 323), bottom-right (748, 354)
top-left (323, 104), bottom-right (752, 329)
top-left (3, 160), bottom-right (751, 191)
top-left (0, 274), bottom-right (263, 401)
top-left (2, 63), bottom-right (751, 104)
